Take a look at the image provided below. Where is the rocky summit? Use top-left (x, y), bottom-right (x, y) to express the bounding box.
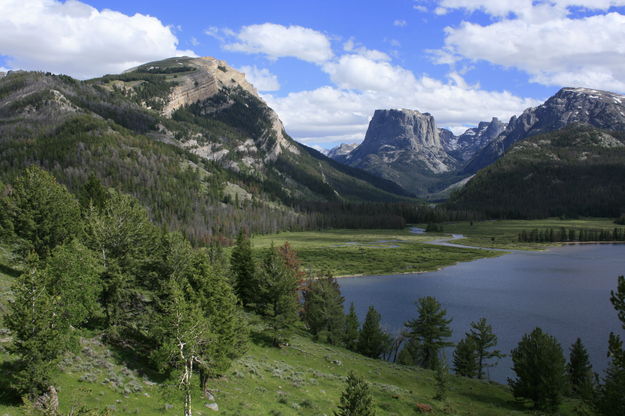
top-left (465, 87), bottom-right (625, 172)
top-left (342, 109), bottom-right (461, 195)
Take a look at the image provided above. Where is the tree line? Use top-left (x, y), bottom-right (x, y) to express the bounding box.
top-left (518, 227), bottom-right (625, 243)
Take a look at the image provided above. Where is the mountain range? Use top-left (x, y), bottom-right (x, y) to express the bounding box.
top-left (328, 87), bottom-right (625, 198)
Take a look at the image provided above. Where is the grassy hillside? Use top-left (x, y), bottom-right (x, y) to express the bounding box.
top-left (0, 321), bottom-right (585, 416)
top-left (448, 125), bottom-right (625, 218)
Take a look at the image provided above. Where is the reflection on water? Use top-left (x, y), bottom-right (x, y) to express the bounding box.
top-left (339, 244), bottom-right (624, 383)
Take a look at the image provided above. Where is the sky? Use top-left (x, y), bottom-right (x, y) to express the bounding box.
top-left (2, 1), bottom-right (625, 150)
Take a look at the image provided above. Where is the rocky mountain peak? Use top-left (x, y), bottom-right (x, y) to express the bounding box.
top-left (464, 87), bottom-right (625, 172)
top-left (327, 143), bottom-right (359, 161)
top-left (128, 56), bottom-right (298, 160)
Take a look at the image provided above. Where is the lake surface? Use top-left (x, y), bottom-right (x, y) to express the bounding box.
top-left (339, 244), bottom-right (625, 383)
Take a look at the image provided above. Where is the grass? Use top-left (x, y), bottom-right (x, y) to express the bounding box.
top-left (0, 244), bottom-right (19, 318)
top-left (434, 218), bottom-right (620, 250)
top-left (252, 229), bottom-right (500, 277)
top-left (0, 319), bottom-right (585, 416)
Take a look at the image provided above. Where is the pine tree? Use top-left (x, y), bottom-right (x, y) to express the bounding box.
top-left (5, 256), bottom-right (73, 398)
top-left (334, 372), bottom-right (375, 416)
top-left (509, 327), bottom-right (567, 412)
top-left (229, 231), bottom-right (257, 307)
top-left (595, 275), bottom-right (625, 415)
top-left (257, 244), bottom-right (299, 346)
top-left (567, 338), bottom-right (594, 400)
top-left (357, 306), bottom-right (390, 359)
top-left (77, 173), bottom-right (109, 211)
top-left (152, 280), bottom-right (211, 416)
top-left (469, 317), bottom-right (503, 379)
top-left (403, 296), bottom-right (453, 369)
top-left (453, 336), bottom-right (478, 378)
top-left (434, 358), bottom-right (449, 401)
top-left (344, 303), bottom-right (360, 351)
top-left (2, 166), bottom-right (81, 259)
top-left (302, 274), bottom-right (345, 345)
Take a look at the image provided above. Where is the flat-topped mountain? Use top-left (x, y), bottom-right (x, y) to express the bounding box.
top-left (342, 109), bottom-right (461, 195)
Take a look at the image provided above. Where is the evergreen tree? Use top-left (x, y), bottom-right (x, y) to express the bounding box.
top-left (334, 372), bottom-right (375, 416)
top-left (509, 327), bottom-right (567, 412)
top-left (567, 338), bottom-right (594, 401)
top-left (357, 306), bottom-right (390, 359)
top-left (434, 358), bottom-right (449, 401)
top-left (468, 318), bottom-right (503, 379)
top-left (403, 296), bottom-right (453, 369)
top-left (77, 174), bottom-right (109, 211)
top-left (453, 336), bottom-right (478, 378)
top-left (302, 274), bottom-right (345, 345)
top-left (595, 275), bottom-right (625, 415)
top-left (5, 256), bottom-right (73, 398)
top-left (344, 303), bottom-right (360, 351)
top-left (42, 240), bottom-right (103, 327)
top-left (256, 244), bottom-right (299, 346)
top-left (230, 231), bottom-right (257, 307)
top-left (152, 280), bottom-right (211, 416)
top-left (2, 166), bottom-right (81, 259)
top-left (83, 190), bottom-right (158, 328)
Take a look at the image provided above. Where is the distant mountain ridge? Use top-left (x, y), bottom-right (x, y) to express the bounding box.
top-left (328, 87), bottom-right (625, 197)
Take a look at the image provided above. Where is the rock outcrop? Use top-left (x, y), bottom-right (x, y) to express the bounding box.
top-left (343, 109), bottom-right (461, 195)
top-left (326, 143), bottom-right (359, 162)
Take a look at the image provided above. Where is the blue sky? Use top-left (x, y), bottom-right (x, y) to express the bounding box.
top-left (2, 0), bottom-right (625, 149)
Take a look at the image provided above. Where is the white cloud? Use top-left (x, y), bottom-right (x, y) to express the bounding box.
top-left (393, 19), bottom-right (407, 27)
top-left (439, 0), bottom-right (625, 18)
top-left (0, 0), bottom-right (195, 79)
top-left (239, 65), bottom-right (280, 92)
top-left (223, 23), bottom-right (333, 63)
top-left (434, 7), bottom-right (449, 15)
top-left (190, 37), bottom-right (199, 47)
top-left (264, 57), bottom-right (539, 145)
top-left (413, 5), bottom-right (428, 12)
top-left (439, 6), bottom-right (625, 92)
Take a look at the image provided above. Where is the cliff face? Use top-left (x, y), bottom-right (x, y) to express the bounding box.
top-left (343, 109), bottom-right (461, 195)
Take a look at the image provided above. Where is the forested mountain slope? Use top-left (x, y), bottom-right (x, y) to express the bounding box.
top-left (447, 125), bottom-right (625, 218)
top-left (0, 57), bottom-right (412, 241)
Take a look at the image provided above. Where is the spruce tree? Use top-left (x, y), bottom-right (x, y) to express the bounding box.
top-left (2, 166), bottom-right (81, 259)
top-left (302, 274), bottom-right (345, 345)
top-left (5, 256), bottom-right (73, 398)
top-left (453, 336), bottom-right (478, 378)
top-left (434, 358), bottom-right (449, 401)
top-left (344, 303), bottom-right (360, 351)
top-left (509, 327), bottom-right (567, 412)
top-left (257, 244), bottom-right (299, 346)
top-left (469, 317), bottom-right (503, 379)
top-left (403, 296), bottom-right (453, 369)
top-left (357, 306), bottom-right (390, 359)
top-left (567, 338), bottom-right (594, 400)
top-left (229, 231), bottom-right (257, 307)
top-left (335, 372), bottom-right (375, 416)
top-left (595, 275), bottom-right (625, 415)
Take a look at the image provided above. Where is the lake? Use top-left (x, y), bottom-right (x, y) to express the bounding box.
top-left (338, 243), bottom-right (624, 383)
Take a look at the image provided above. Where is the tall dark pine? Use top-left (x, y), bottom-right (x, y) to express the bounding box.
top-left (230, 231), bottom-right (256, 307)
top-left (403, 296), bottom-right (453, 369)
top-left (334, 372), bottom-right (375, 416)
top-left (509, 327), bottom-right (567, 412)
top-left (469, 318), bottom-right (503, 379)
top-left (344, 303), bottom-right (361, 351)
top-left (357, 306), bottom-right (390, 359)
top-left (567, 338), bottom-right (594, 400)
top-left (453, 336), bottom-right (478, 378)
top-left (302, 275), bottom-right (345, 345)
top-left (595, 275), bottom-right (625, 415)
